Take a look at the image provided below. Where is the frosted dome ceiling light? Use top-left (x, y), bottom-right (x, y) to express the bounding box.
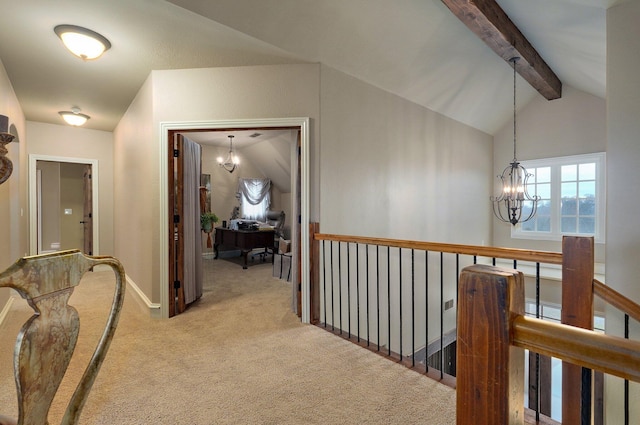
top-left (54, 24), bottom-right (111, 60)
top-left (59, 107), bottom-right (90, 126)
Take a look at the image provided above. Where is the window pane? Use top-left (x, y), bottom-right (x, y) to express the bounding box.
top-left (561, 198), bottom-right (577, 215)
top-left (579, 163), bottom-right (596, 180)
top-left (538, 200), bottom-right (551, 215)
top-left (562, 217), bottom-right (576, 233)
top-left (579, 181), bottom-right (596, 198)
top-left (537, 215), bottom-right (551, 232)
top-left (526, 182), bottom-right (536, 195)
top-left (562, 164), bottom-right (577, 181)
top-left (536, 167), bottom-right (551, 183)
top-left (579, 198), bottom-right (596, 215)
top-left (522, 220), bottom-right (535, 231)
top-left (579, 217), bottom-right (595, 234)
top-left (561, 182), bottom-right (577, 198)
top-left (537, 183), bottom-right (551, 199)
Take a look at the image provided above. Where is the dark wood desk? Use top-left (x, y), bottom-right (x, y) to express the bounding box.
top-left (214, 227), bottom-right (275, 269)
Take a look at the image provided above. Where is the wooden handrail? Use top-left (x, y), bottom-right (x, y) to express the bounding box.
top-left (594, 279), bottom-right (640, 324)
top-left (512, 315), bottom-right (640, 383)
top-left (314, 233), bottom-right (563, 264)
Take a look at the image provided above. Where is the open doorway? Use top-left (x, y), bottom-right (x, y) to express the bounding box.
top-left (169, 128), bottom-right (298, 316)
top-left (160, 118), bottom-right (311, 321)
top-left (28, 155), bottom-right (100, 256)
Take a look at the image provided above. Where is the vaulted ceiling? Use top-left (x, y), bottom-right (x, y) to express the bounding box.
top-left (0, 0), bottom-right (617, 136)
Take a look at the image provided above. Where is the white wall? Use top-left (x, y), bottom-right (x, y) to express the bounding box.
top-left (0, 58), bottom-right (27, 320)
top-left (113, 75), bottom-right (155, 301)
top-left (605, 1), bottom-right (640, 423)
top-left (26, 121), bottom-right (115, 255)
top-left (114, 64), bottom-right (320, 306)
top-left (319, 65), bottom-right (493, 245)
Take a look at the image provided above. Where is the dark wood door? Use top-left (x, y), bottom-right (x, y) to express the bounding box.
top-left (168, 132), bottom-right (186, 317)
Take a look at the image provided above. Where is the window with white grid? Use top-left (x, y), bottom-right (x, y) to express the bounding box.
top-left (512, 152), bottom-right (605, 243)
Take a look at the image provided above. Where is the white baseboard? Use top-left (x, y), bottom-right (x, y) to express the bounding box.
top-left (125, 274), bottom-right (162, 319)
top-left (93, 264), bottom-right (162, 318)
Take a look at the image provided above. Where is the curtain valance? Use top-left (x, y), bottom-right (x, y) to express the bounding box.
top-left (237, 178), bottom-right (271, 221)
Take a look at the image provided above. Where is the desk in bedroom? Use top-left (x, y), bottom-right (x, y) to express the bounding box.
top-left (213, 227), bottom-right (275, 269)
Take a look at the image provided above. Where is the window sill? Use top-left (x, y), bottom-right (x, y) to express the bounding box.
top-left (493, 258), bottom-right (605, 283)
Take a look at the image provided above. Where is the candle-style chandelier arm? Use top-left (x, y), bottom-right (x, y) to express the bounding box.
top-left (490, 160), bottom-right (540, 225)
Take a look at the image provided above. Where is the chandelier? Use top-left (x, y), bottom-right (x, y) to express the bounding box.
top-left (217, 135), bottom-right (239, 173)
top-left (491, 57), bottom-right (539, 226)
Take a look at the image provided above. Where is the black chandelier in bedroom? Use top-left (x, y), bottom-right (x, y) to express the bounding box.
top-left (491, 57), bottom-right (540, 226)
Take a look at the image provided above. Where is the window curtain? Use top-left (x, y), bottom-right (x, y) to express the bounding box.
top-left (237, 178), bottom-right (270, 222)
top-left (183, 137), bottom-right (202, 305)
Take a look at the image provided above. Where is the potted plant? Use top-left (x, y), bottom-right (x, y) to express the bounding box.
top-left (200, 212), bottom-right (219, 233)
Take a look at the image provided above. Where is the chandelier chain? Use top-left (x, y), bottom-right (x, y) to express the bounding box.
top-left (512, 57), bottom-right (518, 162)
top-left (490, 56), bottom-right (539, 226)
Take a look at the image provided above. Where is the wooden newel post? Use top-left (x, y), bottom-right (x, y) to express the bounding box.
top-left (457, 265), bottom-right (525, 425)
top-left (561, 236), bottom-right (595, 424)
top-left (309, 223), bottom-right (321, 324)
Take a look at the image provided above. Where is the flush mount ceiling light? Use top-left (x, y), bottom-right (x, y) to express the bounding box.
top-left (54, 24), bottom-right (111, 60)
top-left (217, 135), bottom-right (240, 173)
top-left (59, 107), bottom-right (90, 126)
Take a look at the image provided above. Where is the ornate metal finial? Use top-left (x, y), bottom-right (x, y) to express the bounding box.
top-left (0, 114), bottom-right (15, 185)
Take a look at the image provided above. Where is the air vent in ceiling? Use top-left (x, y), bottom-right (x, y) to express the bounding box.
top-left (249, 132), bottom-right (262, 138)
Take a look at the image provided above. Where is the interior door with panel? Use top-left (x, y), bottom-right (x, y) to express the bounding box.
top-left (168, 133), bottom-right (203, 316)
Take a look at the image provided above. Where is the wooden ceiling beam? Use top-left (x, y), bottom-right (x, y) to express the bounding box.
top-left (441, 0), bottom-right (562, 100)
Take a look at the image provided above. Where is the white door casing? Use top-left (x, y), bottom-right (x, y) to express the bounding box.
top-left (28, 155), bottom-right (100, 256)
top-left (159, 117), bottom-right (311, 321)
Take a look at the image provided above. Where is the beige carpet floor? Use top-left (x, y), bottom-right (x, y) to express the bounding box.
top-left (0, 255), bottom-right (456, 424)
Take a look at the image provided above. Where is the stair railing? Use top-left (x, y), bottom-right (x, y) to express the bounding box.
top-left (457, 237), bottom-right (640, 424)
